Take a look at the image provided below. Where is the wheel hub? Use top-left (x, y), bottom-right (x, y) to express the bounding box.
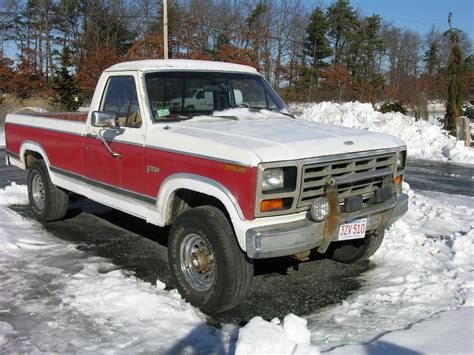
top-left (180, 234), bottom-right (215, 292)
top-left (191, 250), bottom-right (213, 273)
top-left (32, 174), bottom-right (46, 210)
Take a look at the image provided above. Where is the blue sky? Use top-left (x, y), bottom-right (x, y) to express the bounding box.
top-left (321, 0), bottom-right (473, 42)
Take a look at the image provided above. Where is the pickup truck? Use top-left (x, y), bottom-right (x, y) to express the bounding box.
top-left (4, 59), bottom-right (408, 313)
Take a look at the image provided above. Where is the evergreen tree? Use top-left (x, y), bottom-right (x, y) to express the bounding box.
top-left (51, 47), bottom-right (82, 111)
top-left (326, 0), bottom-right (357, 65)
top-left (424, 41), bottom-right (440, 76)
top-left (304, 6), bottom-right (331, 98)
top-left (444, 13), bottom-right (464, 135)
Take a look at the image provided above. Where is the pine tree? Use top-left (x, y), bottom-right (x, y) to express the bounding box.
top-left (444, 13), bottom-right (464, 135)
top-left (304, 6), bottom-right (332, 99)
top-left (326, 0), bottom-right (357, 65)
top-left (51, 47), bottom-right (82, 111)
top-left (424, 41), bottom-right (440, 76)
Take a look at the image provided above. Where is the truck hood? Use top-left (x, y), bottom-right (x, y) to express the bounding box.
top-left (171, 117), bottom-right (405, 163)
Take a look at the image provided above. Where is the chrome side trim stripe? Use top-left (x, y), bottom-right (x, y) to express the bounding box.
top-left (5, 150), bottom-right (20, 160)
top-left (49, 166), bottom-right (157, 205)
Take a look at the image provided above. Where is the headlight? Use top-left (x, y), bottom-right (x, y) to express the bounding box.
top-left (262, 168), bottom-right (284, 191)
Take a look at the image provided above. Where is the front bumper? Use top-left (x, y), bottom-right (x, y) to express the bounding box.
top-left (246, 193), bottom-right (409, 259)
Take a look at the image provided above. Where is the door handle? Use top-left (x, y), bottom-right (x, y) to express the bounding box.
top-left (85, 133), bottom-right (98, 139)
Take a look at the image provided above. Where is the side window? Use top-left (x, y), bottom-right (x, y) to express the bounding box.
top-left (101, 76), bottom-right (142, 128)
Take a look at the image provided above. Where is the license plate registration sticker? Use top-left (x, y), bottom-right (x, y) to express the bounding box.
top-left (338, 219), bottom-right (367, 241)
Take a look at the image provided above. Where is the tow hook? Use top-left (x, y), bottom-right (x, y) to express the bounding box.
top-left (293, 250), bottom-right (311, 261)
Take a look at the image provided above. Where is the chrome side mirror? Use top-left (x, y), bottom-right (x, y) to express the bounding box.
top-left (91, 111), bottom-right (117, 128)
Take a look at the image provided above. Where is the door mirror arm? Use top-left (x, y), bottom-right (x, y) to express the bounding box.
top-left (98, 128), bottom-right (122, 158)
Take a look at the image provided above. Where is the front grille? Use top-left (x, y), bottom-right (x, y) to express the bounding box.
top-left (298, 153), bottom-right (396, 208)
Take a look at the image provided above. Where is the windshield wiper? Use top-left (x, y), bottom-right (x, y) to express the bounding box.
top-left (248, 107), bottom-right (295, 118)
top-left (211, 115), bottom-right (239, 120)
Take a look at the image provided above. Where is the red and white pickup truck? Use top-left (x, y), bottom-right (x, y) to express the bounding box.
top-left (5, 59), bottom-right (408, 313)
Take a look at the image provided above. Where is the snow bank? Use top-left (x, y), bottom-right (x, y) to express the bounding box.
top-left (307, 184), bottom-right (474, 350)
top-left (0, 183), bottom-right (28, 206)
top-left (292, 102), bottom-right (474, 164)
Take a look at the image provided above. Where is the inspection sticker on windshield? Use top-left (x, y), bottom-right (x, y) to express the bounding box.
top-left (157, 108), bottom-right (170, 117)
top-left (338, 218), bottom-right (367, 241)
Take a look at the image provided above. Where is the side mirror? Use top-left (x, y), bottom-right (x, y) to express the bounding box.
top-left (91, 111), bottom-right (117, 128)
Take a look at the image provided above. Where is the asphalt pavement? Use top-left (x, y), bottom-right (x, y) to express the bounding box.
top-left (1, 148), bottom-right (472, 324)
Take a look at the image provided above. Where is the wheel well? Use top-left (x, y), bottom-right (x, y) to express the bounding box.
top-left (24, 150), bottom-right (43, 168)
top-left (167, 189), bottom-right (230, 225)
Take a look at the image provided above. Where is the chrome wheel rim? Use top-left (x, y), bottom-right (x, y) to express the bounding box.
top-left (32, 174), bottom-right (46, 210)
top-left (179, 233), bottom-right (215, 292)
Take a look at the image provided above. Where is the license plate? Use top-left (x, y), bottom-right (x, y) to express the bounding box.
top-left (338, 219), bottom-right (367, 241)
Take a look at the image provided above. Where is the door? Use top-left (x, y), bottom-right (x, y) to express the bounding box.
top-left (84, 74), bottom-right (146, 199)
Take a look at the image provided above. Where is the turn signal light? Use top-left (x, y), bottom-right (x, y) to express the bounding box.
top-left (393, 175), bottom-right (402, 184)
top-left (260, 198), bottom-right (283, 212)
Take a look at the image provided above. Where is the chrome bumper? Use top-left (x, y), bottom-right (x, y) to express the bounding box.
top-left (246, 193), bottom-right (409, 259)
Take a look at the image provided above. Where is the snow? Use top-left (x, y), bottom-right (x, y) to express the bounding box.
top-left (0, 128), bottom-right (4, 148)
top-left (0, 181), bottom-right (473, 352)
top-left (291, 101), bottom-right (474, 164)
top-left (0, 184), bottom-right (319, 353)
top-left (0, 183), bottom-right (28, 206)
top-left (307, 184), bottom-right (474, 351)
top-left (328, 307), bottom-right (474, 355)
top-left (236, 314), bottom-right (319, 355)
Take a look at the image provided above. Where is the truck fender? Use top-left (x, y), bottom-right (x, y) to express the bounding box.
top-left (19, 141), bottom-right (52, 171)
top-left (157, 173), bottom-right (247, 250)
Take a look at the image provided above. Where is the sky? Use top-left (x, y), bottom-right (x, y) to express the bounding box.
top-left (330, 0), bottom-right (474, 41)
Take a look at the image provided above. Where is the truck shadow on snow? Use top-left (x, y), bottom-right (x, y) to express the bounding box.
top-left (11, 194), bottom-right (372, 325)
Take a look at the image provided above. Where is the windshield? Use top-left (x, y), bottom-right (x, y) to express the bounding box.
top-left (144, 71), bottom-right (285, 121)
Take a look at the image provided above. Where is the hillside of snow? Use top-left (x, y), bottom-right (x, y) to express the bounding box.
top-left (1, 182), bottom-right (472, 353)
top-left (291, 102), bottom-right (474, 164)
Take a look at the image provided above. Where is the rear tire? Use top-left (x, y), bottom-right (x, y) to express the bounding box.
top-left (27, 160), bottom-right (69, 222)
top-left (327, 232), bottom-right (384, 264)
top-left (168, 206), bottom-right (253, 313)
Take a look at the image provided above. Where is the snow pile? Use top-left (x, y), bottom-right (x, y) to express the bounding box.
top-left (236, 314), bottom-right (319, 355)
top-left (307, 183), bottom-right (474, 350)
top-left (0, 183), bottom-right (28, 206)
top-left (293, 102), bottom-right (474, 164)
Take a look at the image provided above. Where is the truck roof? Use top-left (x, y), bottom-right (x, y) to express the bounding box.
top-left (105, 59), bottom-right (258, 74)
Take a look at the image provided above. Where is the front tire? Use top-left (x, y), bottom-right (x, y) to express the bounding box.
top-left (27, 160), bottom-right (69, 222)
top-left (168, 206), bottom-right (253, 313)
top-left (326, 232), bottom-right (384, 264)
